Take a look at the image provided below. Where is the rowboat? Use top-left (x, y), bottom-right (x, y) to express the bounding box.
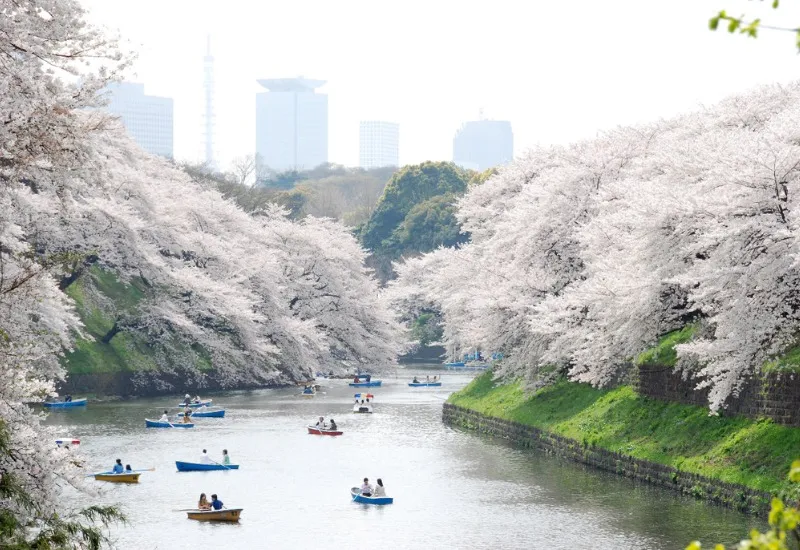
top-left (186, 508), bottom-right (243, 522)
top-left (348, 381), bottom-right (382, 387)
top-left (55, 437), bottom-right (80, 448)
top-left (408, 382), bottom-right (442, 387)
top-left (145, 419), bottom-right (194, 428)
top-left (307, 425), bottom-right (343, 436)
top-left (353, 393), bottom-right (373, 413)
top-left (175, 461), bottom-right (240, 472)
top-left (175, 408), bottom-right (225, 418)
top-left (350, 487), bottom-right (393, 505)
top-left (175, 399), bottom-right (212, 408)
top-left (94, 472), bottom-right (141, 484)
top-left (43, 398), bottom-right (87, 408)
top-left (443, 361), bottom-right (465, 367)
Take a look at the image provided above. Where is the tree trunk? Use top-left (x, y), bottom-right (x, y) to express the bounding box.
top-left (101, 322), bottom-right (122, 344)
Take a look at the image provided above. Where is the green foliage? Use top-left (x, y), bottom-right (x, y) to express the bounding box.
top-left (686, 465), bottom-right (800, 549)
top-left (388, 195), bottom-right (469, 254)
top-left (467, 167), bottom-right (499, 187)
top-left (359, 161), bottom-right (472, 252)
top-left (449, 372), bottom-right (800, 494)
top-left (709, 1), bottom-right (800, 51)
top-left (358, 162), bottom-right (473, 281)
top-left (635, 323), bottom-right (699, 366)
top-left (0, 423), bottom-right (124, 549)
top-left (410, 312), bottom-right (444, 347)
top-left (63, 267), bottom-right (213, 376)
top-left (763, 343), bottom-right (800, 374)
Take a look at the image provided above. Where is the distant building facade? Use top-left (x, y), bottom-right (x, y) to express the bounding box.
top-left (105, 82), bottom-right (174, 158)
top-left (359, 121), bottom-right (399, 169)
top-left (452, 120), bottom-right (513, 171)
top-left (256, 78), bottom-right (328, 172)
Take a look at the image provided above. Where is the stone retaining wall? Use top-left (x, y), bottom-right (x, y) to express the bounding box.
top-left (637, 367), bottom-right (800, 426)
top-left (442, 403), bottom-right (772, 515)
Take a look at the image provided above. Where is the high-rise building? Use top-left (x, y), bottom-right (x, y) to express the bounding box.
top-left (452, 119), bottom-right (513, 171)
top-left (359, 121), bottom-right (399, 169)
top-left (202, 35), bottom-right (216, 170)
top-left (255, 78), bottom-right (327, 172)
top-left (105, 82), bottom-right (174, 158)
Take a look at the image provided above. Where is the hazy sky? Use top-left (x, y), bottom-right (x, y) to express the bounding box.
top-left (81, 0), bottom-right (800, 171)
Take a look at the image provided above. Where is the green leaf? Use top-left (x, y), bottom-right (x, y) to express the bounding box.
top-left (709, 17), bottom-right (720, 31)
top-left (727, 18), bottom-right (740, 33)
top-left (789, 459), bottom-right (800, 482)
top-left (772, 0), bottom-right (779, 9)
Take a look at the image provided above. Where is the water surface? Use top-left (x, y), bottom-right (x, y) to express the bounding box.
top-left (45, 369), bottom-right (760, 549)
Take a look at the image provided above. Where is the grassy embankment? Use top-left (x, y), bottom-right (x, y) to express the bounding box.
top-left (449, 326), bottom-right (800, 496)
top-left (63, 266), bottom-right (213, 377)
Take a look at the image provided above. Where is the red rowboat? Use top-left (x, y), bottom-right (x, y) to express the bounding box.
top-left (307, 425), bottom-right (343, 436)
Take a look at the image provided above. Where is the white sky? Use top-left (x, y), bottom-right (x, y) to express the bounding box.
top-left (81, 0), bottom-right (800, 171)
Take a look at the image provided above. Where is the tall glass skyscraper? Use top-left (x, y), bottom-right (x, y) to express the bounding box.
top-left (255, 78), bottom-right (328, 172)
top-left (104, 82), bottom-right (174, 158)
top-left (359, 121), bottom-right (399, 169)
top-left (452, 120), bottom-right (513, 171)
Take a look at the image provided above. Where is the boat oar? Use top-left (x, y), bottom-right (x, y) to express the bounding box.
top-left (84, 467), bottom-right (155, 477)
top-left (210, 458), bottom-right (231, 470)
top-left (172, 508), bottom-right (198, 512)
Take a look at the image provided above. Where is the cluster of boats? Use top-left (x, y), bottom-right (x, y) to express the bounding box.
top-left (144, 398), bottom-right (225, 428)
top-left (48, 373), bottom-right (452, 518)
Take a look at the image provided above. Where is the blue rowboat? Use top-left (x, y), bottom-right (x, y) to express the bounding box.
top-left (43, 398), bottom-right (87, 408)
top-left (443, 361), bottom-right (465, 367)
top-left (175, 408), bottom-right (225, 418)
top-left (145, 419), bottom-right (194, 428)
top-left (348, 381), bottom-right (382, 387)
top-left (408, 382), bottom-right (442, 387)
top-left (175, 461), bottom-right (239, 472)
top-left (350, 487), bottom-right (393, 505)
top-left (176, 399), bottom-right (212, 408)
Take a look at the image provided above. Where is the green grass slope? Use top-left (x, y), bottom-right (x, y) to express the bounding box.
top-left (63, 267), bottom-right (212, 377)
top-left (448, 371), bottom-right (800, 495)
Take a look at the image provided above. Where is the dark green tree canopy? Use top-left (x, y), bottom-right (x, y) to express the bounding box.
top-left (359, 161), bottom-right (471, 252)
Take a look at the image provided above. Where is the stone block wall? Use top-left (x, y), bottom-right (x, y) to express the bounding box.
top-left (442, 403), bottom-right (772, 515)
top-left (636, 367), bottom-right (800, 426)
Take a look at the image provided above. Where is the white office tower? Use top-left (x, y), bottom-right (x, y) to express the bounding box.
top-left (105, 82), bottom-right (174, 158)
top-left (359, 121), bottom-right (399, 169)
top-left (202, 35), bottom-right (216, 170)
top-left (255, 78), bottom-right (328, 172)
top-left (452, 119), bottom-right (513, 172)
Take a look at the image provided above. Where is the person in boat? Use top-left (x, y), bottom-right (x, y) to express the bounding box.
top-left (210, 494), bottom-right (223, 510)
top-left (182, 411), bottom-right (191, 423)
top-left (329, 419), bottom-right (337, 431)
top-left (353, 376), bottom-right (360, 383)
top-left (360, 478), bottom-right (373, 497)
top-left (373, 478), bottom-right (386, 497)
top-left (412, 376), bottom-right (419, 383)
top-left (183, 394), bottom-right (191, 405)
top-left (198, 493), bottom-right (211, 510)
top-left (64, 395), bottom-right (72, 402)
top-left (200, 449), bottom-right (213, 464)
top-left (365, 374), bottom-right (371, 383)
top-left (222, 449), bottom-right (230, 465)
top-left (426, 375), bottom-right (430, 382)
top-left (159, 409), bottom-right (170, 422)
top-left (315, 416), bottom-right (327, 429)
top-left (112, 459), bottom-right (124, 474)
top-left (192, 395), bottom-right (201, 404)
top-left (125, 464), bottom-right (132, 472)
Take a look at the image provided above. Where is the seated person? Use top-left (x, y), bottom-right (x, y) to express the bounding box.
top-left (315, 416), bottom-right (326, 429)
top-left (210, 494), bottom-right (223, 510)
top-left (183, 394), bottom-right (191, 405)
top-left (412, 377), bottom-right (419, 383)
top-left (360, 478), bottom-right (373, 497)
top-left (373, 479), bottom-right (386, 497)
top-left (112, 459), bottom-right (124, 474)
top-left (198, 493), bottom-right (211, 510)
top-left (329, 419), bottom-right (337, 430)
top-left (125, 464), bottom-right (133, 472)
top-left (159, 410), bottom-right (170, 422)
